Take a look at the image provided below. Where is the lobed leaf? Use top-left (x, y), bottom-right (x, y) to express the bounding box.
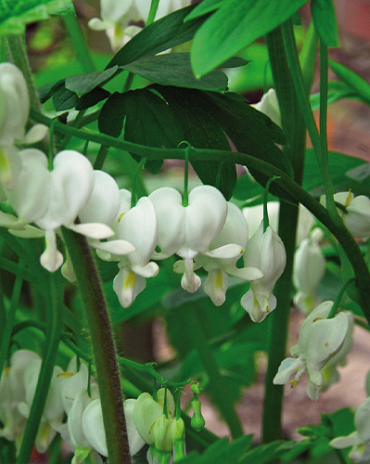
top-left (311, 0), bottom-right (340, 47)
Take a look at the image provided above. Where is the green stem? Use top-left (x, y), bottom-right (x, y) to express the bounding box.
top-left (282, 20), bottom-right (341, 227)
top-left (16, 272), bottom-right (64, 464)
top-left (147, 0), bottom-right (160, 26)
top-left (6, 35), bottom-right (42, 113)
top-left (61, 227), bottom-right (131, 464)
top-left (187, 305), bottom-right (243, 439)
top-left (262, 23), bottom-right (307, 443)
top-left (0, 260), bottom-right (25, 375)
top-left (328, 278), bottom-right (357, 318)
top-left (93, 144), bottom-right (109, 170)
top-left (63, 14), bottom-right (95, 74)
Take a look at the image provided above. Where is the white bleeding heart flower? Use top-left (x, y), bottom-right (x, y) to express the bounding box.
top-left (97, 189), bottom-right (158, 307)
top-left (241, 221), bottom-right (286, 322)
top-left (150, 185), bottom-right (230, 294)
top-left (17, 359), bottom-right (68, 453)
top-left (0, 350), bottom-right (41, 442)
top-left (273, 301), bottom-right (349, 401)
top-left (0, 63), bottom-right (47, 189)
top-left (194, 202), bottom-right (263, 306)
top-left (321, 191), bottom-right (370, 239)
top-left (4, 150), bottom-right (116, 272)
top-left (331, 396), bottom-right (370, 462)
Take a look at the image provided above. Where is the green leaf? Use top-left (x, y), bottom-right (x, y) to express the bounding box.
top-left (0, 0), bottom-right (74, 35)
top-left (98, 88), bottom-right (184, 174)
top-left (65, 66), bottom-right (118, 97)
top-left (152, 85), bottom-right (237, 199)
top-left (107, 5), bottom-right (207, 68)
top-left (311, 0), bottom-right (339, 47)
top-left (190, 0), bottom-right (308, 77)
top-left (122, 53), bottom-right (228, 91)
top-left (303, 148), bottom-right (366, 195)
top-left (52, 82), bottom-right (79, 111)
top-left (185, 0), bottom-right (227, 20)
top-left (329, 59), bottom-right (370, 106)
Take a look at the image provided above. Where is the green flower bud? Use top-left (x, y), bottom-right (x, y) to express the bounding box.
top-left (191, 397), bottom-right (205, 432)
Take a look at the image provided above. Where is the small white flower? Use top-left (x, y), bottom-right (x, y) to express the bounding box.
top-left (321, 191), bottom-right (370, 239)
top-left (241, 222), bottom-right (286, 322)
top-left (331, 396), bottom-right (370, 462)
top-left (150, 185), bottom-right (231, 294)
top-left (273, 301), bottom-right (349, 400)
top-left (194, 202), bottom-right (263, 306)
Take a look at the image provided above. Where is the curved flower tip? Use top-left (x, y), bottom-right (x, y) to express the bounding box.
top-left (113, 266), bottom-right (146, 307)
top-left (241, 288), bottom-right (277, 323)
top-left (40, 229), bottom-right (64, 272)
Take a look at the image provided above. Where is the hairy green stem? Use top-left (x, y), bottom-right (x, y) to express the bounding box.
top-left (16, 272), bottom-right (64, 464)
top-left (62, 227), bottom-right (132, 464)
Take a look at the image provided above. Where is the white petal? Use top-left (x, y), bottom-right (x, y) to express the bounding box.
top-left (113, 267), bottom-right (146, 307)
top-left (82, 399), bottom-right (107, 457)
top-left (40, 229), bottom-right (64, 272)
top-left (23, 124), bottom-right (48, 144)
top-left (149, 187), bottom-right (185, 259)
top-left (91, 239), bottom-right (135, 255)
top-left (181, 258), bottom-right (201, 293)
top-left (68, 222), bottom-right (115, 239)
top-left (204, 269), bottom-right (229, 306)
top-left (205, 243), bottom-right (243, 259)
top-left (115, 196), bottom-right (158, 268)
top-left (124, 399), bottom-right (145, 456)
top-left (37, 150), bottom-right (94, 230)
top-left (273, 357), bottom-right (304, 385)
top-left (331, 432), bottom-right (363, 449)
top-left (79, 170), bottom-right (120, 226)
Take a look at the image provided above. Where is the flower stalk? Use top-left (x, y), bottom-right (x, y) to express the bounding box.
top-left (62, 227), bottom-right (132, 464)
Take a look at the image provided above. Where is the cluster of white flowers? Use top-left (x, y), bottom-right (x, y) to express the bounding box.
top-left (89, 0), bottom-right (191, 51)
top-left (0, 62), bottom-right (288, 322)
top-left (0, 350), bottom-right (185, 463)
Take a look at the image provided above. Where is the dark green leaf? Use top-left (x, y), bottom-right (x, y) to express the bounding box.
top-left (311, 0), bottom-right (339, 47)
top-left (240, 441), bottom-right (291, 464)
top-left (75, 88), bottom-right (110, 110)
top-left (190, 0), bottom-right (308, 77)
top-left (107, 5), bottom-right (207, 68)
top-left (220, 57), bottom-right (250, 68)
top-left (98, 88), bottom-right (184, 174)
top-left (122, 53), bottom-right (227, 91)
top-left (329, 59), bottom-right (370, 106)
top-left (65, 66), bottom-right (118, 97)
top-left (37, 80), bottom-right (64, 103)
top-left (153, 86), bottom-right (237, 199)
top-left (0, 0), bottom-right (74, 35)
top-left (52, 82), bottom-right (79, 111)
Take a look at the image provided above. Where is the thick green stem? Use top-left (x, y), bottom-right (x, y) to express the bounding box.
top-left (16, 272), bottom-right (64, 464)
top-left (186, 305), bottom-right (243, 439)
top-left (61, 227), bottom-right (132, 464)
top-left (262, 24), bottom-right (307, 443)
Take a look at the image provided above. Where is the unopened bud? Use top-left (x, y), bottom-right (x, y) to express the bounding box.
top-left (191, 397), bottom-right (205, 432)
